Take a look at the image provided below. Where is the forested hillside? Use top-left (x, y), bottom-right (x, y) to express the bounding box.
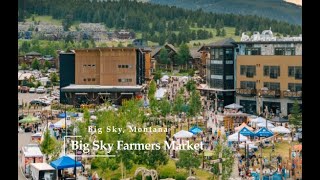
top-left (149, 0), bottom-right (302, 25)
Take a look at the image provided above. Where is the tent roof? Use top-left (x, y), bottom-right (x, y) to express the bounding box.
top-left (235, 122), bottom-right (253, 131)
top-left (254, 127), bottom-right (274, 137)
top-left (174, 130), bottom-right (194, 138)
top-left (271, 126), bottom-right (291, 134)
top-left (50, 156), bottom-right (83, 170)
top-left (22, 144), bottom-right (43, 157)
top-left (227, 132), bottom-right (248, 142)
top-left (238, 127), bottom-right (255, 136)
top-left (189, 126), bottom-right (202, 134)
top-left (225, 103), bottom-right (243, 109)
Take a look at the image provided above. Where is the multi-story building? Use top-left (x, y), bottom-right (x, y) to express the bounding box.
top-left (59, 47), bottom-right (151, 106)
top-left (235, 30), bottom-right (302, 116)
top-left (198, 38), bottom-right (236, 109)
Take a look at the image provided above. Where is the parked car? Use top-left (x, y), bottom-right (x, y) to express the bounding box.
top-left (29, 87), bottom-right (36, 93)
top-left (36, 86), bottom-right (46, 94)
top-left (29, 99), bottom-right (49, 106)
top-left (20, 86), bottom-right (29, 93)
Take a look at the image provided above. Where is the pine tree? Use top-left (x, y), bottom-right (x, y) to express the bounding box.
top-left (289, 100), bottom-right (302, 131)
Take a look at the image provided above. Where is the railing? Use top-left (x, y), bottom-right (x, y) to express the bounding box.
top-left (283, 91), bottom-right (302, 99)
top-left (258, 89), bottom-right (281, 98)
top-left (236, 88), bottom-right (256, 97)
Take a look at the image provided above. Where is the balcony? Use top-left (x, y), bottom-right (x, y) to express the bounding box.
top-left (283, 91), bottom-right (302, 99)
top-left (258, 89), bottom-right (281, 98)
top-left (236, 88), bottom-right (256, 97)
top-left (246, 72), bottom-right (254, 78)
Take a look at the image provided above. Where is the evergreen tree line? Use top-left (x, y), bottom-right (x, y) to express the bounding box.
top-left (18, 0), bottom-right (301, 37)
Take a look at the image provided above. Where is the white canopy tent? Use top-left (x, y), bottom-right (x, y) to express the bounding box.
top-left (155, 88), bottom-right (167, 100)
top-left (250, 117), bottom-right (267, 124)
top-left (257, 122), bottom-right (275, 128)
top-left (271, 126), bottom-right (291, 134)
top-left (227, 132), bottom-right (248, 142)
top-left (173, 130), bottom-right (194, 138)
top-left (53, 118), bottom-right (72, 128)
top-left (239, 141), bottom-right (258, 149)
top-left (225, 103), bottom-right (243, 109)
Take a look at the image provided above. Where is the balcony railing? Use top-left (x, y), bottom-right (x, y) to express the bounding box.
top-left (283, 91), bottom-right (302, 99)
top-left (236, 88), bottom-right (256, 97)
top-left (258, 89), bottom-right (281, 98)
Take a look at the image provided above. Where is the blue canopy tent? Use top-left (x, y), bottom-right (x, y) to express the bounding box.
top-left (50, 156), bottom-right (83, 170)
top-left (239, 127), bottom-right (255, 137)
top-left (58, 112), bottom-right (79, 118)
top-left (189, 126), bottom-right (202, 134)
top-left (254, 127), bottom-right (274, 137)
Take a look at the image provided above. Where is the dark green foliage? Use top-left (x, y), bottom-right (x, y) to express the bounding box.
top-left (19, 0), bottom-right (301, 41)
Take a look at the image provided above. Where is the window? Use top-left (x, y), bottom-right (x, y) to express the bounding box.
top-left (240, 81), bottom-right (256, 89)
top-left (121, 65), bottom-right (125, 68)
top-left (92, 64), bottom-right (96, 68)
top-left (128, 65), bottom-right (132, 68)
top-left (288, 66), bottom-right (295, 77)
top-left (83, 65), bottom-right (87, 67)
top-left (87, 78), bottom-right (91, 81)
top-left (225, 48), bottom-right (233, 60)
top-left (211, 75), bottom-right (223, 79)
top-left (288, 66), bottom-right (302, 79)
top-left (92, 78), bottom-right (96, 81)
top-left (288, 83), bottom-right (302, 91)
top-left (263, 82), bottom-right (280, 90)
top-left (118, 79), bottom-right (121, 82)
top-left (83, 78), bottom-right (86, 81)
top-left (212, 64), bottom-right (224, 75)
top-left (285, 48), bottom-right (295, 55)
top-left (245, 48), bottom-right (261, 55)
top-left (125, 65), bottom-right (129, 68)
top-left (118, 65), bottom-right (122, 68)
top-left (211, 48), bottom-right (223, 59)
top-left (264, 66), bottom-right (280, 78)
top-left (274, 48), bottom-right (285, 55)
top-left (240, 65), bottom-right (246, 75)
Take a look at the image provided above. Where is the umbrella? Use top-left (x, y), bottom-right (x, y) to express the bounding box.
top-left (225, 103), bottom-right (243, 109)
top-left (254, 127), bottom-right (274, 137)
top-left (19, 115), bottom-right (41, 123)
top-left (50, 156), bottom-right (83, 170)
top-left (174, 130), bottom-right (194, 138)
top-left (189, 126), bottom-right (202, 134)
top-left (257, 122), bottom-right (275, 128)
top-left (227, 132), bottom-right (248, 142)
top-left (271, 126), bottom-right (291, 134)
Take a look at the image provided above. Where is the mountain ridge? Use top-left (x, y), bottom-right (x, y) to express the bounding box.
top-left (148, 0), bottom-right (302, 25)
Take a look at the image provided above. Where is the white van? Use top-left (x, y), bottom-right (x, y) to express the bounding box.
top-left (29, 163), bottom-right (56, 180)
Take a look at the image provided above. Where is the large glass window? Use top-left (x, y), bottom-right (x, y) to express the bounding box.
top-left (264, 82), bottom-right (280, 90)
top-left (240, 81), bottom-right (256, 89)
top-left (288, 66), bottom-right (302, 79)
top-left (275, 48), bottom-right (285, 55)
top-left (240, 65), bottom-right (256, 77)
top-left (245, 48), bottom-right (261, 55)
top-left (225, 48), bottom-right (234, 60)
top-left (288, 66), bottom-right (295, 77)
top-left (264, 66), bottom-right (280, 78)
top-left (285, 48), bottom-right (295, 55)
top-left (288, 83), bottom-right (302, 91)
top-left (211, 48), bottom-right (223, 60)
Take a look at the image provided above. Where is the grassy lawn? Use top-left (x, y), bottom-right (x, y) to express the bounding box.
top-left (189, 26), bottom-right (241, 46)
top-left (26, 15), bottom-right (62, 25)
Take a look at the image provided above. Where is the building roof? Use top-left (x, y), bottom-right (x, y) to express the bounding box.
top-left (234, 41), bottom-right (302, 44)
top-left (22, 144), bottom-right (43, 157)
top-left (61, 84), bottom-right (143, 93)
top-left (151, 44), bottom-right (177, 58)
top-left (198, 38), bottom-right (235, 52)
top-left (18, 73), bottom-right (33, 81)
top-left (189, 47), bottom-right (201, 59)
top-left (26, 51), bottom-right (41, 56)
